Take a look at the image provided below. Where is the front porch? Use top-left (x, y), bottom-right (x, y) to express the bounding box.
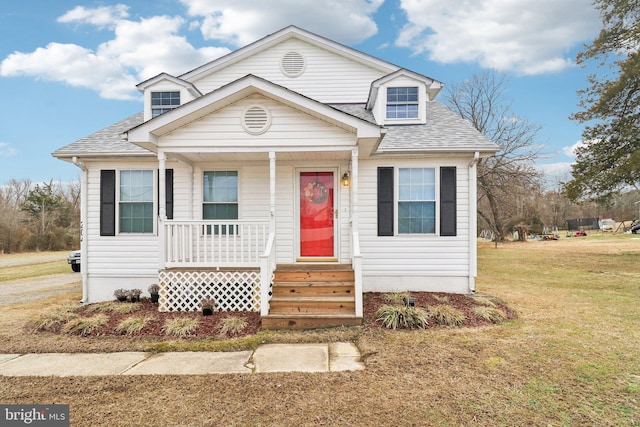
top-left (156, 220), bottom-right (363, 329)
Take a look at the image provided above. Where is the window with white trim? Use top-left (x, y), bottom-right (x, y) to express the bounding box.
top-left (386, 87), bottom-right (418, 119)
top-left (151, 91), bottom-right (180, 117)
top-left (119, 170), bottom-right (154, 233)
top-left (398, 168), bottom-right (435, 234)
top-left (203, 171), bottom-right (238, 233)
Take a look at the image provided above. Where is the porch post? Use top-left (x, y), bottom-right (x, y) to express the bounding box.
top-left (158, 151), bottom-right (167, 271)
top-left (351, 147), bottom-right (359, 230)
top-left (269, 151), bottom-right (276, 233)
top-left (351, 147), bottom-right (363, 317)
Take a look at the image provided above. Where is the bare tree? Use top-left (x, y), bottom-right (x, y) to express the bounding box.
top-left (0, 178), bottom-right (31, 253)
top-left (444, 71), bottom-right (543, 243)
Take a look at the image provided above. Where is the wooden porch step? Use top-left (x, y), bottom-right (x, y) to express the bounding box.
top-left (273, 269), bottom-right (355, 282)
top-left (261, 314), bottom-right (362, 330)
top-left (268, 296), bottom-right (355, 314)
top-left (265, 264), bottom-right (357, 329)
top-left (271, 281), bottom-right (354, 297)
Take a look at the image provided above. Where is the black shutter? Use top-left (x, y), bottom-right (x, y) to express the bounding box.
top-left (159, 169), bottom-right (174, 219)
top-left (100, 170), bottom-right (116, 236)
top-left (166, 169), bottom-right (174, 220)
top-left (377, 167), bottom-right (394, 236)
top-left (440, 167), bottom-right (457, 236)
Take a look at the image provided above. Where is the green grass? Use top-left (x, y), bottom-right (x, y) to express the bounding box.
top-left (0, 260), bottom-right (69, 282)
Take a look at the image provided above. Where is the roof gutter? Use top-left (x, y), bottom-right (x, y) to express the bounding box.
top-left (72, 157), bottom-right (89, 304)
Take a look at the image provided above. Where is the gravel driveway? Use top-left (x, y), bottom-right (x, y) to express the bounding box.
top-left (0, 273), bottom-right (81, 306)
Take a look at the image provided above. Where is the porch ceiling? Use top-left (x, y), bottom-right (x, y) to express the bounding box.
top-left (166, 149), bottom-right (352, 163)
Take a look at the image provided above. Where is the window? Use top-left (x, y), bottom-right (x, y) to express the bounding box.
top-left (151, 91), bottom-right (180, 117)
top-left (398, 168), bottom-right (436, 234)
top-left (203, 171), bottom-right (238, 233)
top-left (386, 87), bottom-right (418, 119)
top-left (119, 170), bottom-right (154, 233)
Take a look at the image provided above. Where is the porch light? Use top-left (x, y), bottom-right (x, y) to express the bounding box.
top-left (341, 171), bottom-right (350, 186)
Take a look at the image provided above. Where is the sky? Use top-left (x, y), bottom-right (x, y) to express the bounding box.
top-left (0, 0), bottom-right (601, 187)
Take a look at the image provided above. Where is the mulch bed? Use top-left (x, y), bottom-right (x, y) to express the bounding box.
top-left (57, 292), bottom-right (515, 339)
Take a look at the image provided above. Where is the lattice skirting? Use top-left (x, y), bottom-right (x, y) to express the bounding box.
top-left (158, 269), bottom-right (261, 312)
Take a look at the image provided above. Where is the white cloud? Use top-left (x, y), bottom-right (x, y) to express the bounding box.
top-left (562, 140), bottom-right (587, 157)
top-left (538, 162), bottom-right (574, 186)
top-left (57, 4), bottom-right (130, 29)
top-left (179, 0), bottom-right (383, 46)
top-left (0, 6), bottom-right (230, 100)
top-left (396, 0), bottom-right (600, 75)
top-left (0, 142), bottom-right (17, 157)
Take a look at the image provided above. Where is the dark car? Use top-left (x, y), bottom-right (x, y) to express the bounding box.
top-left (67, 250), bottom-right (81, 272)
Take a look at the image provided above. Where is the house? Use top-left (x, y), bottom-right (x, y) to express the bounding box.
top-left (52, 26), bottom-right (499, 329)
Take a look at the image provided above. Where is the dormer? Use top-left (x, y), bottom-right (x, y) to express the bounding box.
top-left (137, 73), bottom-right (202, 122)
top-left (366, 70), bottom-right (443, 126)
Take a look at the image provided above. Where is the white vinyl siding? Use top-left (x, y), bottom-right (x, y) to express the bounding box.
top-left (85, 161), bottom-right (160, 281)
top-left (191, 38), bottom-right (388, 103)
top-left (358, 158), bottom-right (470, 292)
top-left (160, 95), bottom-right (355, 150)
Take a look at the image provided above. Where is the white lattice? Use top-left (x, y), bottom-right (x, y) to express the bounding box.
top-left (158, 270), bottom-right (261, 312)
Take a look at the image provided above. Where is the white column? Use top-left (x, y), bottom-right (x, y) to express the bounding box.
top-left (158, 151), bottom-right (167, 271)
top-left (269, 151), bottom-right (276, 234)
top-left (351, 147), bottom-right (359, 230)
top-left (351, 147), bottom-right (363, 317)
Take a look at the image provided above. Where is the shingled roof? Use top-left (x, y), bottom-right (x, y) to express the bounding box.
top-left (53, 101), bottom-right (498, 159)
top-left (331, 102), bottom-right (499, 153)
top-left (52, 113), bottom-right (148, 159)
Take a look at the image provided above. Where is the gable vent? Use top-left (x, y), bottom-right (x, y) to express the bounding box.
top-left (242, 106), bottom-right (271, 135)
top-left (281, 51), bottom-right (306, 77)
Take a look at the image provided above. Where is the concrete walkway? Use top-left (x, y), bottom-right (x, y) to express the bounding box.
top-left (0, 343), bottom-right (364, 377)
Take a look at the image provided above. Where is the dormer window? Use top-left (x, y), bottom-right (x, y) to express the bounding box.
top-left (386, 87), bottom-right (418, 119)
top-left (151, 91), bottom-right (180, 117)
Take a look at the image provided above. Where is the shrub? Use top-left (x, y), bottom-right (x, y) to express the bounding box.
top-left (114, 289), bottom-right (127, 300)
top-left (433, 295), bottom-right (450, 303)
top-left (376, 304), bottom-right (429, 330)
top-left (472, 306), bottom-right (506, 323)
top-left (162, 317), bottom-right (199, 338)
top-left (429, 304), bottom-right (466, 327)
top-left (27, 305), bottom-right (80, 332)
top-left (200, 298), bottom-right (216, 310)
top-left (473, 297), bottom-right (496, 307)
top-left (219, 317), bottom-right (248, 336)
top-left (86, 301), bottom-right (140, 314)
top-left (61, 314), bottom-right (108, 336)
top-left (148, 284), bottom-right (160, 294)
top-left (384, 292), bottom-right (411, 305)
top-left (115, 316), bottom-right (155, 335)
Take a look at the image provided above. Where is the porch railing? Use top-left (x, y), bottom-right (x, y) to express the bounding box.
top-left (352, 231), bottom-right (363, 317)
top-left (164, 220), bottom-right (269, 268)
top-left (259, 232), bottom-right (276, 316)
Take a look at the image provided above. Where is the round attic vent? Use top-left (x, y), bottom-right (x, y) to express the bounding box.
top-left (281, 51), bottom-right (306, 77)
top-left (242, 106), bottom-right (271, 135)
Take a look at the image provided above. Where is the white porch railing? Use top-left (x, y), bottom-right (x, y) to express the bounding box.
top-left (164, 220), bottom-right (269, 268)
top-left (352, 231), bottom-right (363, 317)
top-left (259, 232), bottom-right (276, 316)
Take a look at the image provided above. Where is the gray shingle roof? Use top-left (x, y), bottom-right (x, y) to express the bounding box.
top-left (53, 102), bottom-right (498, 158)
top-left (52, 113), bottom-right (148, 158)
top-left (330, 102), bottom-right (499, 153)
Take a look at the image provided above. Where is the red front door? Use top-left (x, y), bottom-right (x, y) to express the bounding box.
top-left (299, 171), bottom-right (335, 257)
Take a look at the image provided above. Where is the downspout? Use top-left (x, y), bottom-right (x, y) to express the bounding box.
top-left (72, 157), bottom-right (89, 303)
top-left (468, 152), bottom-right (480, 293)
